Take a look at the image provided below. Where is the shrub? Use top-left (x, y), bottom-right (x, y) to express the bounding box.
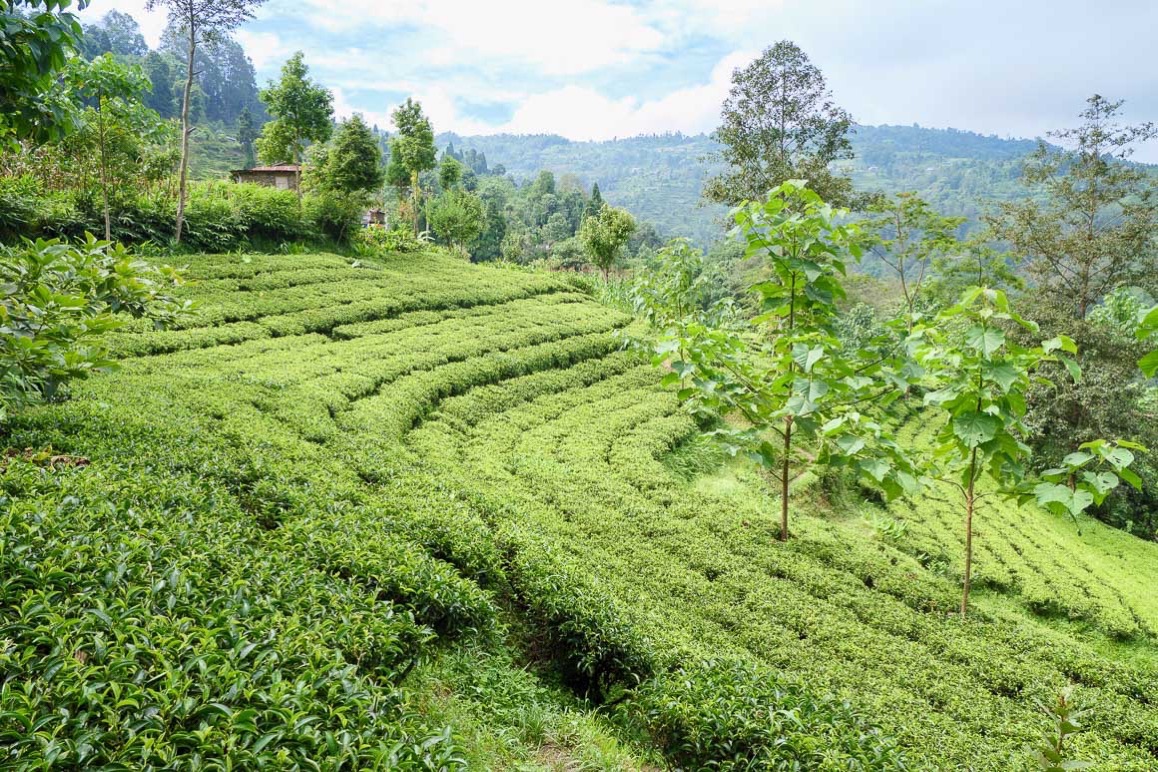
top-left (217, 181), bottom-right (305, 245)
top-left (632, 660), bottom-right (907, 770)
top-left (0, 174), bottom-right (39, 242)
top-left (0, 236), bottom-right (185, 420)
top-left (306, 189), bottom-right (364, 244)
top-left (354, 224), bottom-right (426, 254)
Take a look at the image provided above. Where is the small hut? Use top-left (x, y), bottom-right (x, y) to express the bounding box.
top-left (230, 164), bottom-right (300, 190)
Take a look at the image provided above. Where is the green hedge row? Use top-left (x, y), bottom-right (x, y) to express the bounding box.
top-left (0, 176), bottom-right (362, 250)
top-left (8, 250), bottom-right (1158, 769)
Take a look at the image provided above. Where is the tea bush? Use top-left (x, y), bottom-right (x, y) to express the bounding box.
top-left (4, 249), bottom-right (1158, 769)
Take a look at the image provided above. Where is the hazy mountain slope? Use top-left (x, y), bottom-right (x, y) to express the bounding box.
top-left (440, 125), bottom-right (1053, 246)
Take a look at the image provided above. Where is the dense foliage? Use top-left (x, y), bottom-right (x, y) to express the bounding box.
top-left (0, 0), bottom-right (86, 148)
top-left (0, 236), bottom-right (183, 420)
top-left (704, 41), bottom-right (857, 207)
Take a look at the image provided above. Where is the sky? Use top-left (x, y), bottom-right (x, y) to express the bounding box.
top-left (84, 0), bottom-right (1158, 161)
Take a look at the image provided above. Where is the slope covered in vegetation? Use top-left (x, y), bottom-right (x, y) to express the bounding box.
top-left (4, 250), bottom-right (1158, 769)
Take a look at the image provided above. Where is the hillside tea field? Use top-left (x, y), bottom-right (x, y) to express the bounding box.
top-left (4, 250), bottom-right (1158, 770)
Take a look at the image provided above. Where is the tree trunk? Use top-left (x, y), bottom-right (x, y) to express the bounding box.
top-left (779, 416), bottom-right (793, 541)
top-left (961, 447), bottom-right (978, 618)
top-left (296, 141), bottom-right (303, 205)
top-left (411, 170), bottom-right (420, 238)
top-left (97, 93), bottom-right (111, 242)
top-left (175, 24), bottom-right (196, 245)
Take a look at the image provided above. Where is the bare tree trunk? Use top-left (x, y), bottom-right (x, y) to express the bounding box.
top-left (175, 23), bottom-right (196, 245)
top-left (97, 92), bottom-right (111, 242)
top-left (296, 140), bottom-right (303, 205)
top-left (779, 416), bottom-right (793, 541)
top-left (411, 170), bottom-right (420, 237)
top-left (961, 447), bottom-right (978, 618)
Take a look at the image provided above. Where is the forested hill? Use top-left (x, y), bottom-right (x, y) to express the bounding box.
top-left (438, 125), bottom-right (1050, 246)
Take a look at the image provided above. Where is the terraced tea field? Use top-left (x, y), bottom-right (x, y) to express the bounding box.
top-left (4, 250), bottom-right (1158, 769)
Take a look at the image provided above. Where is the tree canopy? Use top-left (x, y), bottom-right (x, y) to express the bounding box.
top-left (704, 41), bottom-right (856, 208)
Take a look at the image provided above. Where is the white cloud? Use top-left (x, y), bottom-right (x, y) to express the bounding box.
top-left (233, 30), bottom-right (291, 71)
top-left (495, 50), bottom-right (751, 140)
top-left (297, 0), bottom-right (665, 75)
top-left (330, 85), bottom-right (495, 137)
top-left (79, 0), bottom-right (167, 47)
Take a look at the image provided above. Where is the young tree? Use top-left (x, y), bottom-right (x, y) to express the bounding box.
top-left (141, 52), bottom-right (178, 119)
top-left (704, 41), bottom-right (856, 207)
top-left (916, 288), bottom-right (1141, 616)
top-left (863, 192), bottom-right (966, 328)
top-left (987, 96), bottom-right (1158, 320)
top-left (312, 114), bottom-right (383, 195)
top-left (438, 156), bottom-right (464, 191)
top-left (579, 204), bottom-right (636, 280)
top-left (237, 105), bottom-right (257, 169)
top-left (0, 236), bottom-right (186, 423)
top-left (145, 0), bottom-right (266, 244)
top-left (634, 182), bottom-right (923, 541)
top-left (256, 51), bottom-right (333, 200)
top-left (0, 0), bottom-right (86, 149)
top-left (427, 188), bottom-right (484, 256)
top-left (387, 98), bottom-right (437, 237)
top-left (68, 55), bottom-right (157, 241)
top-left (924, 239), bottom-right (1024, 310)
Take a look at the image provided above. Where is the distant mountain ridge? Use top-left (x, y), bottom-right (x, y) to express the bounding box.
top-left (436, 124), bottom-right (1057, 246)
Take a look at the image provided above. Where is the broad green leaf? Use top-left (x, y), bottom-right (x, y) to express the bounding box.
top-left (1137, 306), bottom-right (1158, 337)
top-left (1120, 467), bottom-right (1143, 490)
top-left (1034, 482), bottom-right (1073, 511)
top-left (965, 325), bottom-right (1005, 357)
top-left (1115, 439), bottom-right (1148, 451)
top-left (1104, 447), bottom-right (1135, 470)
top-left (1042, 335), bottom-right (1078, 354)
top-left (835, 434), bottom-right (865, 455)
top-left (923, 387), bottom-right (959, 406)
top-left (859, 458), bottom-right (889, 482)
top-left (1140, 350), bottom-right (1158, 378)
top-left (985, 362), bottom-right (1019, 392)
top-left (792, 344), bottom-right (824, 373)
top-left (1061, 451), bottom-right (1093, 469)
top-left (1060, 355), bottom-right (1082, 384)
top-left (952, 412), bottom-right (998, 448)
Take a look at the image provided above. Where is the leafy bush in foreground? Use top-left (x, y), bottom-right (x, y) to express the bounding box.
top-left (0, 236), bottom-right (184, 421)
top-left (5, 250), bottom-right (1158, 769)
top-left (632, 659), bottom-right (907, 770)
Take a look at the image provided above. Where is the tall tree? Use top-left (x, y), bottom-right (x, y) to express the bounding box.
top-left (704, 41), bottom-right (856, 207)
top-left (915, 289), bottom-right (1139, 616)
top-left (80, 9), bottom-right (148, 58)
top-left (256, 51), bottom-right (333, 199)
top-left (987, 95), bottom-right (1158, 320)
top-left (387, 98), bottom-right (437, 237)
top-left (438, 156), bottom-right (463, 191)
top-left (586, 182), bottom-right (604, 218)
top-left (140, 51), bottom-right (177, 118)
top-left (863, 192), bottom-right (966, 329)
top-left (144, 0), bottom-right (266, 243)
top-left (0, 0), bottom-right (87, 149)
top-left (311, 113), bottom-right (383, 195)
top-left (237, 105), bottom-right (257, 169)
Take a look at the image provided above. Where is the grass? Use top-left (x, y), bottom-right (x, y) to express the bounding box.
top-left (3, 248), bottom-right (1157, 769)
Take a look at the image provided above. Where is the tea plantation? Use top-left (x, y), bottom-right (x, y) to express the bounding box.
top-left (4, 250), bottom-right (1158, 769)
